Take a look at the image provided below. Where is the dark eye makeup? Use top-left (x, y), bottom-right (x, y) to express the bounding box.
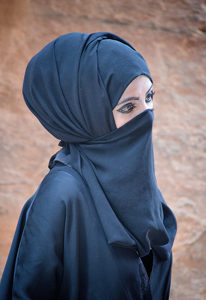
top-left (117, 103), bottom-right (136, 114)
top-left (145, 91), bottom-right (155, 103)
top-left (116, 90), bottom-right (155, 114)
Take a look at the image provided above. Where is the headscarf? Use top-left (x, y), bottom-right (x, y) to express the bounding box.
top-left (23, 32), bottom-right (176, 259)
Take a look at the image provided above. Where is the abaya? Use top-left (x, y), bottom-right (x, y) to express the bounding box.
top-left (0, 32), bottom-right (177, 300)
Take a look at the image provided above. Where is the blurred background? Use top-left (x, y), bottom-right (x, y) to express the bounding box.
top-left (0, 0), bottom-right (206, 299)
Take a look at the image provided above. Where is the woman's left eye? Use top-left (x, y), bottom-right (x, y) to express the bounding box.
top-left (117, 103), bottom-right (136, 114)
top-left (145, 91), bottom-right (155, 103)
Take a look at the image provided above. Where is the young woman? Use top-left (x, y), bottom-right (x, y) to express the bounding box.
top-left (0, 32), bottom-right (177, 300)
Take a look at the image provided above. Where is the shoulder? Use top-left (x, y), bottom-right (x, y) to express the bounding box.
top-left (22, 165), bottom-right (91, 227)
top-left (33, 164), bottom-right (89, 208)
top-left (44, 165), bottom-right (83, 191)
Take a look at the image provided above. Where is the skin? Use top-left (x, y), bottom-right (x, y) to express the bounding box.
top-left (112, 75), bottom-right (154, 128)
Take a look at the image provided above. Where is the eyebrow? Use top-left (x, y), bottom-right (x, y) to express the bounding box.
top-left (117, 83), bottom-right (153, 106)
top-left (146, 83), bottom-right (153, 95)
top-left (117, 96), bottom-right (139, 105)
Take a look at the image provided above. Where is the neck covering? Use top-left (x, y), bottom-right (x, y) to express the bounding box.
top-left (23, 32), bottom-right (176, 259)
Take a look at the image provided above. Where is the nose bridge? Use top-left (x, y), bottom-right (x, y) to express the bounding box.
top-left (139, 98), bottom-right (149, 111)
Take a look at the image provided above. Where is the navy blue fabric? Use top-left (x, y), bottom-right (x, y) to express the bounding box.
top-left (22, 31), bottom-right (176, 258)
top-left (23, 32), bottom-right (152, 142)
top-left (0, 32), bottom-right (177, 299)
top-left (0, 163), bottom-right (173, 300)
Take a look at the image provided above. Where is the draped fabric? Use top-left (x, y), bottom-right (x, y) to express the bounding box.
top-left (0, 162), bottom-right (173, 300)
top-left (23, 32), bottom-right (176, 259)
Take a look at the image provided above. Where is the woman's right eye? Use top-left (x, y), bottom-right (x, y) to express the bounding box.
top-left (116, 103), bottom-right (136, 114)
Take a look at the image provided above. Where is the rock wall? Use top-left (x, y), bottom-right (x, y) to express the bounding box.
top-left (0, 0), bottom-right (206, 299)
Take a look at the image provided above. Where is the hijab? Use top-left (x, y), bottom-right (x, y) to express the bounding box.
top-left (23, 32), bottom-right (176, 259)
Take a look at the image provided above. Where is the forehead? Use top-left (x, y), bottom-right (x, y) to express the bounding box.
top-left (117, 76), bottom-right (152, 104)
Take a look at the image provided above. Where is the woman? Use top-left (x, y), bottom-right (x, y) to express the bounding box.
top-left (0, 32), bottom-right (177, 300)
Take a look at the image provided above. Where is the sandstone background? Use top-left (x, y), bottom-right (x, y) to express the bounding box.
top-left (0, 0), bottom-right (206, 299)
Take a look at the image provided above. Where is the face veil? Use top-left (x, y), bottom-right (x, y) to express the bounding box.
top-left (23, 32), bottom-right (177, 259)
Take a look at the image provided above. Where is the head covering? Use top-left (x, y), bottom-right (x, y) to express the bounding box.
top-left (23, 32), bottom-right (176, 259)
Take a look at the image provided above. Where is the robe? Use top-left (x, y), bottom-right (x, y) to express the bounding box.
top-left (0, 157), bottom-right (172, 300)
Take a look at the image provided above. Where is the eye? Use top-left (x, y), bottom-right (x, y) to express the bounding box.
top-left (117, 103), bottom-right (136, 114)
top-left (145, 91), bottom-right (155, 103)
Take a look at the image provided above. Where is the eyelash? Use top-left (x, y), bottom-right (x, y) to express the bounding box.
top-left (117, 103), bottom-right (136, 114)
top-left (117, 91), bottom-right (155, 114)
top-left (145, 91), bottom-right (155, 103)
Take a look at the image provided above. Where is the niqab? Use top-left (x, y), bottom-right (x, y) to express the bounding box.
top-left (23, 32), bottom-right (176, 259)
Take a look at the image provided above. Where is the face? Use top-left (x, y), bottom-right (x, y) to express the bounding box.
top-left (112, 75), bottom-right (154, 128)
